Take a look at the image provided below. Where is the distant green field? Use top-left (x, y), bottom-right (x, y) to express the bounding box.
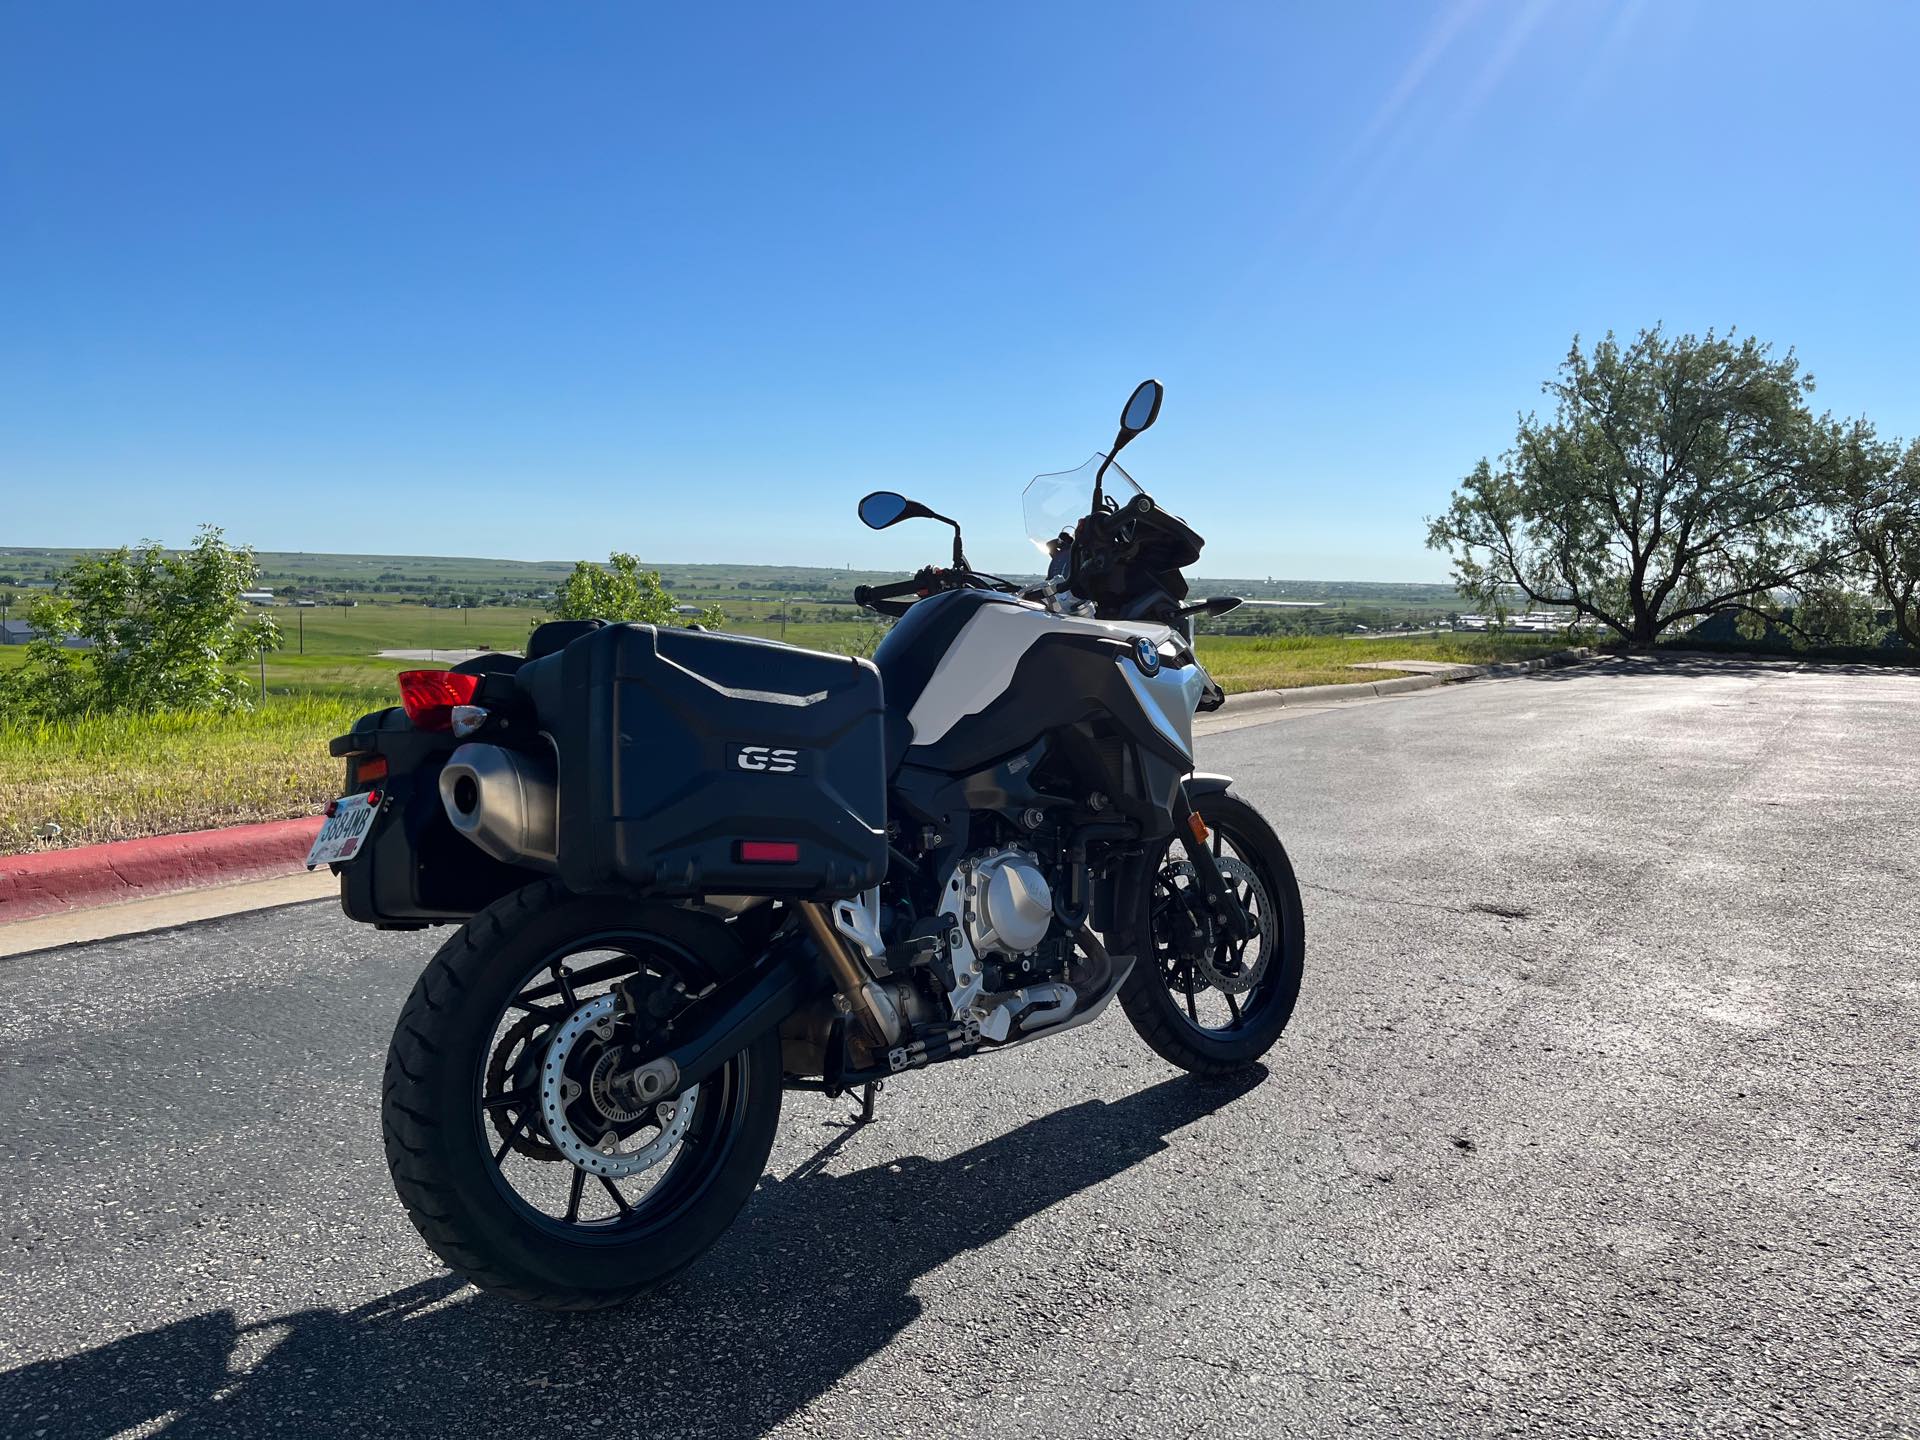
top-left (2, 544), bottom-right (1462, 622)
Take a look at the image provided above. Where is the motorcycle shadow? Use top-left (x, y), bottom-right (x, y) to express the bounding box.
top-left (1, 1068), bottom-right (1264, 1440)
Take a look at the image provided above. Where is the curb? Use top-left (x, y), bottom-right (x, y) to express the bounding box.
top-left (0, 817), bottom-right (325, 925)
top-left (1215, 646), bottom-right (1598, 721)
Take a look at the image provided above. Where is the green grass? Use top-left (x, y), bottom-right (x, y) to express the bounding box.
top-left (0, 696), bottom-right (367, 854)
top-left (1195, 631), bottom-right (1570, 693)
top-left (1, 606), bottom-right (1563, 856)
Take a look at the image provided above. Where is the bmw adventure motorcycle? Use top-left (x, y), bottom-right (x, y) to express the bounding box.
top-left (318, 380), bottom-right (1305, 1309)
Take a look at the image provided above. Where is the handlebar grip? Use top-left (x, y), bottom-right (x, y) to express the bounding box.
top-left (855, 576), bottom-right (927, 612)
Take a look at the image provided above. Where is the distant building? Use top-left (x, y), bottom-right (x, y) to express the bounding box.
top-left (1, 619), bottom-right (92, 648)
top-left (241, 590), bottom-right (276, 606)
top-left (1455, 611), bottom-right (1576, 633)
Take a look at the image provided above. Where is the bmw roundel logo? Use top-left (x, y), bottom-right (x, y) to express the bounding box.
top-left (1132, 636), bottom-right (1162, 675)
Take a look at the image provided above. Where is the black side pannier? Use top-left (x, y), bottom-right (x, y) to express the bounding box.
top-left (518, 624), bottom-right (887, 898)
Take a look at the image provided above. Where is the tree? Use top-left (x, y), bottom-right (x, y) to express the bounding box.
top-left (1427, 328), bottom-right (1868, 648)
top-left (1842, 437), bottom-right (1920, 650)
top-left (0, 526), bottom-right (279, 719)
top-left (545, 553), bottom-right (724, 633)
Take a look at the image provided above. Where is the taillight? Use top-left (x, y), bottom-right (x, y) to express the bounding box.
top-left (736, 841), bottom-right (800, 864)
top-left (396, 670), bottom-right (482, 732)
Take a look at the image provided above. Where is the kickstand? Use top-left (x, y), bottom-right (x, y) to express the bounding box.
top-left (853, 1080), bottom-right (882, 1125)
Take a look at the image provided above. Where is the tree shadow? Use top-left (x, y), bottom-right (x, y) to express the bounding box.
top-left (1, 1070), bottom-right (1263, 1440)
top-left (1509, 652), bottom-right (1878, 682)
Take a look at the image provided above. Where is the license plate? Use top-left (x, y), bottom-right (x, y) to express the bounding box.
top-left (307, 791), bottom-right (381, 869)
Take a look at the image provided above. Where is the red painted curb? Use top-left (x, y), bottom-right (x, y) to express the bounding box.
top-left (0, 817), bottom-right (326, 924)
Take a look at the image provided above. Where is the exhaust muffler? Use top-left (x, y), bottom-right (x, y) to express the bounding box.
top-left (439, 742), bottom-right (558, 870)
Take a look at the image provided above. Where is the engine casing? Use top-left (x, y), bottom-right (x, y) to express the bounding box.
top-left (964, 847), bottom-right (1054, 959)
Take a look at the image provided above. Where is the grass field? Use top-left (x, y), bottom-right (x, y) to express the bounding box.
top-left (1195, 630), bottom-right (1566, 692)
top-left (0, 606), bottom-right (1566, 854)
top-left (0, 697), bottom-right (366, 855)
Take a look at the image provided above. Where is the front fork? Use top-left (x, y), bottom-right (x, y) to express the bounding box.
top-left (1171, 786), bottom-right (1253, 942)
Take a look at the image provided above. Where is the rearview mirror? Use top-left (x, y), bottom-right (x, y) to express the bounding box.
top-left (1120, 378), bottom-right (1164, 438)
top-left (858, 491), bottom-right (928, 530)
top-left (857, 490), bottom-right (971, 568)
top-left (1094, 377), bottom-right (1166, 511)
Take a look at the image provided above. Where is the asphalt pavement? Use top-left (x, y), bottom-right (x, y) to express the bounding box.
top-left (2, 656), bottom-right (1915, 1438)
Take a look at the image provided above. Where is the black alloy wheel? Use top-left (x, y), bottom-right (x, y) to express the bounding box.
top-left (1118, 791), bottom-right (1305, 1075)
top-left (383, 881), bottom-right (782, 1310)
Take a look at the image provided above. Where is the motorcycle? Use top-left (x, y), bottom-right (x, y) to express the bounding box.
top-left (317, 379), bottom-right (1305, 1309)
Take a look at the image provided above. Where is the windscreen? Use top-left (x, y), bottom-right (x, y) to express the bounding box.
top-left (1021, 454), bottom-right (1145, 555)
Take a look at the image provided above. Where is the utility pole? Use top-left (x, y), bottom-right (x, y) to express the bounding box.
top-left (780, 598), bottom-right (787, 641)
top-left (298, 608), bottom-right (304, 655)
top-left (258, 646), bottom-right (267, 700)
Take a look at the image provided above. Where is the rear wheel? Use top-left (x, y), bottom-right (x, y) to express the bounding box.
top-left (381, 880), bottom-right (782, 1311)
top-left (1118, 790), bottom-right (1305, 1075)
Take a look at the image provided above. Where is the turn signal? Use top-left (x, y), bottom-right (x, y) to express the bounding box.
top-left (396, 670), bottom-right (481, 732)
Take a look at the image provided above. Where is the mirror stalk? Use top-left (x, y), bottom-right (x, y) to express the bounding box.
top-left (1093, 379), bottom-right (1165, 514)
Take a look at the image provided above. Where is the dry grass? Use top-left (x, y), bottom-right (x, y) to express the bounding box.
top-left (0, 697), bottom-right (368, 855)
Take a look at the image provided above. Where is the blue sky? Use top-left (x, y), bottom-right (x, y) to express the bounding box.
top-left (3, 2), bottom-right (1915, 581)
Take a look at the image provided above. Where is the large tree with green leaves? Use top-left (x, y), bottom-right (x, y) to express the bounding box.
top-left (545, 553), bottom-right (724, 633)
top-left (1427, 328), bottom-right (1871, 648)
top-left (1840, 437), bottom-right (1920, 651)
top-left (0, 526), bottom-right (279, 720)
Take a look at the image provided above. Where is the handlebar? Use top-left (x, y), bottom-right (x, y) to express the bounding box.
top-left (853, 571), bottom-right (939, 618)
top-left (852, 576), bottom-right (925, 606)
top-left (855, 564), bottom-right (1026, 617)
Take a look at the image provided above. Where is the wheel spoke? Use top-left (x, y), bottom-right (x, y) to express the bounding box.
top-left (565, 1167), bottom-right (586, 1223)
top-left (1184, 985), bottom-right (1199, 1023)
top-left (599, 1175), bottom-right (633, 1216)
top-left (517, 954), bottom-right (649, 1008)
top-left (1225, 991), bottom-right (1243, 1025)
top-left (483, 1088), bottom-right (534, 1112)
top-left (492, 1112), bottom-right (528, 1164)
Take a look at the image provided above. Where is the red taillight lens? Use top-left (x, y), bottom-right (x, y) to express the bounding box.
top-left (736, 841), bottom-right (800, 864)
top-left (396, 670), bottom-right (481, 732)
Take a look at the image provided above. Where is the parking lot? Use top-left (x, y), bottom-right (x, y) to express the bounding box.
top-left (2, 656), bottom-right (1915, 1437)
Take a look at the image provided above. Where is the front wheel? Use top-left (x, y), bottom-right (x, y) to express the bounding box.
top-left (381, 880), bottom-right (783, 1311)
top-left (1118, 790), bottom-right (1305, 1076)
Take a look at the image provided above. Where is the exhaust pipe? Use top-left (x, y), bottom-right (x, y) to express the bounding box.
top-left (439, 743), bottom-right (558, 870)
